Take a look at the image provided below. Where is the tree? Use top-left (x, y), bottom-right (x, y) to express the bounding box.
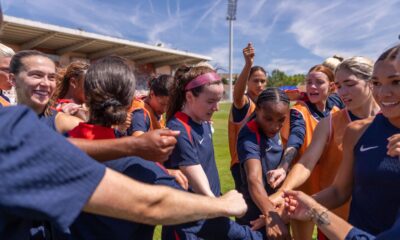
top-left (268, 69), bottom-right (305, 87)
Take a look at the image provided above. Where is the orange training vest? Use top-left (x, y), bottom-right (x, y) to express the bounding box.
top-left (0, 96), bottom-right (10, 107)
top-left (281, 101), bottom-right (340, 194)
top-left (228, 99), bottom-right (256, 167)
top-left (319, 109), bottom-right (351, 219)
top-left (130, 98), bottom-right (165, 131)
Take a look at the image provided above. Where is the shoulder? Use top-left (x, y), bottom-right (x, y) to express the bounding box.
top-left (343, 117), bottom-right (374, 144)
top-left (238, 120), bottom-right (260, 142)
top-left (346, 117), bottom-right (374, 133)
top-left (55, 112), bottom-right (83, 133)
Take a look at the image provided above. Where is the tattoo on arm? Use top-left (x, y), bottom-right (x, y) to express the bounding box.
top-left (307, 207), bottom-right (331, 226)
top-left (279, 147), bottom-right (298, 170)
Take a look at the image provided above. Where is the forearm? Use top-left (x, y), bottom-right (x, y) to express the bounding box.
top-left (306, 204), bottom-right (352, 240)
top-left (233, 63), bottom-right (252, 106)
top-left (279, 162), bottom-right (311, 192)
top-left (248, 178), bottom-right (275, 215)
top-left (278, 147), bottom-right (298, 171)
top-left (84, 168), bottom-right (230, 225)
top-left (313, 186), bottom-right (350, 210)
top-left (69, 137), bottom-right (133, 162)
top-left (181, 165), bottom-right (215, 197)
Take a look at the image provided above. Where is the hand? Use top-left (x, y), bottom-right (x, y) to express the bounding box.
top-left (267, 168), bottom-right (287, 189)
top-left (114, 112), bottom-right (132, 133)
top-left (265, 211), bottom-right (291, 240)
top-left (283, 190), bottom-right (317, 222)
top-left (250, 215), bottom-right (265, 230)
top-left (167, 169), bottom-right (189, 190)
top-left (387, 134), bottom-right (400, 157)
top-left (219, 190), bottom-right (247, 218)
top-left (275, 200), bottom-right (290, 224)
top-left (243, 43), bottom-right (255, 66)
top-left (270, 191), bottom-right (285, 209)
top-left (61, 103), bottom-right (88, 121)
top-left (133, 129), bottom-right (179, 162)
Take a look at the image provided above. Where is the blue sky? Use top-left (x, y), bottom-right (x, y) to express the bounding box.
top-left (2, 0), bottom-right (400, 74)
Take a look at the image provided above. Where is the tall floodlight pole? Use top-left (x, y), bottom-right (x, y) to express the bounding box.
top-left (227, 0), bottom-right (237, 102)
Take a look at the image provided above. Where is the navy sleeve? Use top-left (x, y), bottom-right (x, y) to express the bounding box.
top-left (167, 120), bottom-right (200, 168)
top-left (0, 92), bottom-right (10, 102)
top-left (287, 109), bottom-right (306, 150)
top-left (129, 109), bottom-right (150, 134)
top-left (105, 157), bottom-right (182, 190)
top-left (237, 127), bottom-right (261, 163)
top-left (231, 101), bottom-right (250, 123)
top-left (0, 106), bottom-right (106, 233)
top-left (328, 93), bottom-right (345, 109)
top-left (345, 228), bottom-right (375, 240)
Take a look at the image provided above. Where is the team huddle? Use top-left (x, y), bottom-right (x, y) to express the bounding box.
top-left (1, 7), bottom-right (400, 240)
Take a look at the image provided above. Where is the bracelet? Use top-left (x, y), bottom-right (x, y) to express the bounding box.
top-left (306, 207), bottom-right (330, 226)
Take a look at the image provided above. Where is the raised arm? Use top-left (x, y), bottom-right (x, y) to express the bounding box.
top-left (233, 43), bottom-right (254, 109)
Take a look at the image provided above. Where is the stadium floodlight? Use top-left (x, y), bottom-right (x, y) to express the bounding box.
top-left (226, 0), bottom-right (237, 102)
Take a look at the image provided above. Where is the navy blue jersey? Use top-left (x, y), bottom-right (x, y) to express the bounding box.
top-left (329, 93), bottom-right (345, 110)
top-left (350, 114), bottom-right (400, 235)
top-left (165, 112), bottom-right (221, 196)
top-left (38, 109), bottom-right (58, 132)
top-left (231, 95), bottom-right (252, 123)
top-left (128, 109), bottom-right (151, 135)
top-left (236, 118), bottom-right (283, 225)
top-left (346, 213), bottom-right (400, 240)
top-left (287, 96), bottom-right (340, 149)
top-left (0, 106), bottom-right (105, 240)
top-left (70, 157), bottom-right (177, 240)
top-left (70, 157), bottom-right (263, 240)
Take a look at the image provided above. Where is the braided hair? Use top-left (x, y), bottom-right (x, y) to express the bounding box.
top-left (256, 87), bottom-right (290, 108)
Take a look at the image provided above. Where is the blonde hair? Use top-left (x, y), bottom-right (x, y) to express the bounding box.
top-left (322, 55), bottom-right (344, 72)
top-left (0, 43), bottom-right (15, 57)
top-left (335, 56), bottom-right (374, 81)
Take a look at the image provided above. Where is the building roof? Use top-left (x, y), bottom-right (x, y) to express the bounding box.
top-left (0, 15), bottom-right (211, 67)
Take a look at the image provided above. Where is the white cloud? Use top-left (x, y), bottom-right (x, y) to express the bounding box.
top-left (5, 0), bottom-right (127, 37)
top-left (267, 58), bottom-right (317, 75)
top-left (206, 46), bottom-right (243, 73)
top-left (280, 0), bottom-right (400, 59)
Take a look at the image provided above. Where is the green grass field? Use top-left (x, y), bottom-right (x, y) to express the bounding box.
top-left (153, 102), bottom-right (316, 239)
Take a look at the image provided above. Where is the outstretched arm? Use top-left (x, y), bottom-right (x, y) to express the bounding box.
top-left (84, 168), bottom-right (247, 225)
top-left (180, 164), bottom-right (215, 197)
top-left (244, 159), bottom-right (290, 240)
top-left (313, 120), bottom-right (370, 209)
top-left (69, 129), bottom-right (179, 162)
top-left (269, 118), bottom-right (330, 193)
top-left (284, 190), bottom-right (354, 240)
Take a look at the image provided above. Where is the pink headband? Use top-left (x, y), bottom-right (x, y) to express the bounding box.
top-left (185, 72), bottom-right (221, 90)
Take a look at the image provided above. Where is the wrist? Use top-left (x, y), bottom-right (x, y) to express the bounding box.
top-left (306, 206), bottom-right (330, 226)
top-left (125, 136), bottom-right (139, 157)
